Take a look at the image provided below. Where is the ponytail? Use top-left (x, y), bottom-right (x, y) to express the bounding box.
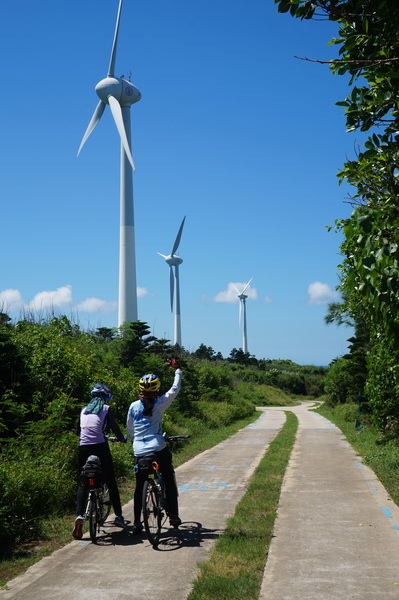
top-left (142, 397), bottom-right (155, 417)
top-left (139, 392), bottom-right (157, 417)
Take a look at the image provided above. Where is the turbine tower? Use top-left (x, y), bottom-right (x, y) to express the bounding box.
top-left (158, 217), bottom-right (186, 346)
top-left (233, 278), bottom-right (253, 354)
top-left (77, 0), bottom-right (141, 327)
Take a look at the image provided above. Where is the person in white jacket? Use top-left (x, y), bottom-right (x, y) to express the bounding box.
top-left (126, 359), bottom-right (182, 534)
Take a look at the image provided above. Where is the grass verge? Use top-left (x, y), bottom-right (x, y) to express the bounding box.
top-left (315, 403), bottom-right (399, 506)
top-left (0, 412), bottom-right (260, 589)
top-left (186, 411), bottom-right (298, 600)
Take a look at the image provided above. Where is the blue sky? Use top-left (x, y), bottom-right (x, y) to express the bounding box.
top-left (1, 0), bottom-right (357, 366)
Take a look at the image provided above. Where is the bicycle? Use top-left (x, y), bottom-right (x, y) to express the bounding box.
top-left (80, 436), bottom-right (119, 543)
top-left (141, 435), bottom-right (190, 547)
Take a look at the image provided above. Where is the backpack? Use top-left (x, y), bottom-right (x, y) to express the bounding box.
top-left (80, 455), bottom-right (104, 488)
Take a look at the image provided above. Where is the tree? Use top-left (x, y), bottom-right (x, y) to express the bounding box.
top-left (228, 348), bottom-right (258, 365)
top-left (193, 344), bottom-right (217, 361)
top-left (274, 0), bottom-right (399, 428)
top-left (118, 321), bottom-right (156, 366)
top-left (94, 327), bottom-right (116, 342)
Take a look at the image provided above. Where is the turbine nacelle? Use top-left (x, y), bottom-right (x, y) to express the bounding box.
top-left (95, 77), bottom-right (141, 106)
top-left (162, 255), bottom-right (183, 267)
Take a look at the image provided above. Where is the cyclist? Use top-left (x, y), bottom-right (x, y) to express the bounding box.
top-left (72, 383), bottom-right (127, 540)
top-left (126, 359), bottom-right (182, 534)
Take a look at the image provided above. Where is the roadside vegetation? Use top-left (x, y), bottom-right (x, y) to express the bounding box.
top-left (273, 0), bottom-right (399, 438)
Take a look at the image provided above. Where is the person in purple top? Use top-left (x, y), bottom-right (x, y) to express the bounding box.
top-left (72, 383), bottom-right (127, 540)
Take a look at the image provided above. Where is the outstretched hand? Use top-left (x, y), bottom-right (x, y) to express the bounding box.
top-left (165, 359), bottom-right (181, 369)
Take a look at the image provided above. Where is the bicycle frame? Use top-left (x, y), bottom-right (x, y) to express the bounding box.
top-left (141, 435), bottom-right (189, 547)
top-left (84, 480), bottom-right (110, 543)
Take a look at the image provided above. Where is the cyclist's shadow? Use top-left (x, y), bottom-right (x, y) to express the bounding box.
top-left (154, 521), bottom-right (220, 552)
top-left (86, 520), bottom-right (219, 550)
top-left (91, 520), bottom-right (145, 546)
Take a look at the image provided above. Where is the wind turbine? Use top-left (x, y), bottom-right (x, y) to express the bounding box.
top-left (158, 217), bottom-right (186, 346)
top-left (233, 278), bottom-right (253, 354)
top-left (77, 0), bottom-right (141, 327)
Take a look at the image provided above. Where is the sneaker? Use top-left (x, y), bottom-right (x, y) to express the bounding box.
top-left (114, 515), bottom-right (125, 528)
top-left (132, 521), bottom-right (143, 534)
top-left (169, 516), bottom-right (182, 529)
top-left (72, 516), bottom-right (84, 539)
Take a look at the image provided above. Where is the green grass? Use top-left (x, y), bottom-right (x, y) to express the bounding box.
top-left (0, 412), bottom-right (260, 589)
top-left (256, 385), bottom-right (299, 407)
top-left (316, 403), bottom-right (399, 506)
top-left (187, 411), bottom-right (298, 600)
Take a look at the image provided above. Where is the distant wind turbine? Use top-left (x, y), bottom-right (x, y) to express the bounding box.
top-left (77, 0), bottom-right (141, 327)
top-left (233, 278), bottom-right (253, 354)
top-left (158, 217), bottom-right (186, 346)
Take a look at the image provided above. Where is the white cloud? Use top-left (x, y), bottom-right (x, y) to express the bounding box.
top-left (307, 281), bottom-right (338, 305)
top-left (214, 282), bottom-right (258, 304)
top-left (0, 289), bottom-right (24, 311)
top-left (28, 285), bottom-right (73, 311)
top-left (137, 287), bottom-right (149, 298)
top-left (75, 298), bottom-right (117, 313)
top-left (263, 296), bottom-right (272, 304)
top-left (0, 284), bottom-right (151, 317)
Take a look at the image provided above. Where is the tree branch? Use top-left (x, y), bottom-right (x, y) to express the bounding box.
top-left (294, 55), bottom-right (399, 65)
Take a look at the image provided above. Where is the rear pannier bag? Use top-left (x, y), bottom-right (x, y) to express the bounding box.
top-left (135, 454), bottom-right (158, 475)
top-left (80, 455), bottom-right (104, 487)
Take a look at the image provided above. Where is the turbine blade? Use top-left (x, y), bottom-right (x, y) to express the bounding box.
top-left (241, 277), bottom-right (253, 295)
top-left (170, 266), bottom-right (174, 312)
top-left (108, 0), bottom-right (123, 77)
top-left (108, 95), bottom-right (135, 170)
top-left (157, 252), bottom-right (168, 259)
top-left (232, 283), bottom-right (240, 295)
top-left (77, 100), bottom-right (106, 157)
top-left (171, 216), bottom-right (186, 256)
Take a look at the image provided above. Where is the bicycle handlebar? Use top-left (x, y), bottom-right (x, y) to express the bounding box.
top-left (164, 435), bottom-right (191, 442)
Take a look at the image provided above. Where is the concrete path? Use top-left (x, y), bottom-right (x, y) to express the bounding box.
top-left (260, 403), bottom-right (399, 600)
top-left (0, 409), bottom-right (286, 600)
top-left (3, 402), bottom-right (399, 600)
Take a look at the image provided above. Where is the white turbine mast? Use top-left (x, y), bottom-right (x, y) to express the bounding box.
top-left (233, 278), bottom-right (253, 354)
top-left (158, 216), bottom-right (186, 346)
top-left (77, 0), bottom-right (141, 327)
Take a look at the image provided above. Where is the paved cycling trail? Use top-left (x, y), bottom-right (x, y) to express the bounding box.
top-left (3, 403), bottom-right (399, 600)
top-left (0, 408), bottom-right (285, 600)
top-left (260, 404), bottom-right (399, 600)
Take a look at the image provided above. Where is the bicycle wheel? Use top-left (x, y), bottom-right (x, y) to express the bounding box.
top-left (100, 484), bottom-right (111, 522)
top-left (142, 479), bottom-right (162, 547)
top-left (88, 495), bottom-right (99, 543)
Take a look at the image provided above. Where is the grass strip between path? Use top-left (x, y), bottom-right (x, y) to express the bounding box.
top-left (187, 410), bottom-right (298, 600)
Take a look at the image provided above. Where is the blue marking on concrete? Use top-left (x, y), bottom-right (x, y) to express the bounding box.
top-left (381, 507), bottom-right (393, 518)
top-left (320, 417), bottom-right (336, 428)
top-left (179, 481), bottom-right (234, 493)
top-left (392, 525), bottom-right (399, 530)
top-left (308, 428), bottom-right (335, 432)
top-left (354, 461), bottom-right (363, 469)
top-left (79, 541), bottom-right (91, 547)
top-left (246, 413), bottom-right (267, 427)
top-left (208, 466), bottom-right (216, 470)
